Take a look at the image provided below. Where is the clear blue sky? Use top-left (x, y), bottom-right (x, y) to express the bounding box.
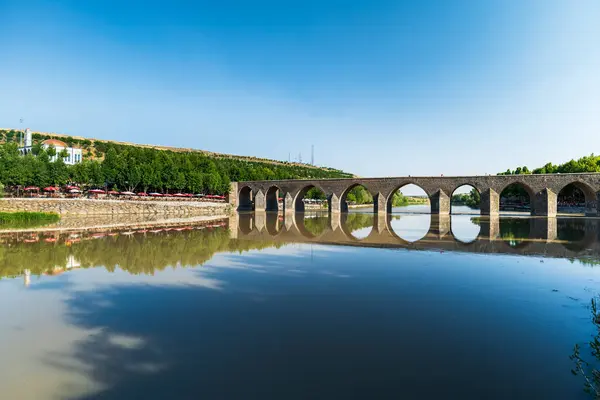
top-left (1, 0), bottom-right (599, 178)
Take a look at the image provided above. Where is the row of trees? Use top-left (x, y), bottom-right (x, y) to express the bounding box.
top-left (0, 142), bottom-right (351, 194)
top-left (500, 153), bottom-right (600, 175)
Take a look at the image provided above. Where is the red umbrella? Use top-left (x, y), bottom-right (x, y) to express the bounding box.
top-left (173, 193), bottom-right (186, 197)
top-left (149, 193), bottom-right (163, 197)
top-left (69, 189), bottom-right (81, 193)
top-left (24, 186), bottom-right (40, 191)
top-left (107, 190), bottom-right (119, 195)
top-left (137, 192), bottom-right (148, 196)
top-left (120, 191), bottom-right (136, 196)
top-left (65, 185), bottom-right (79, 190)
top-left (43, 186), bottom-right (59, 192)
top-left (88, 189), bottom-right (106, 194)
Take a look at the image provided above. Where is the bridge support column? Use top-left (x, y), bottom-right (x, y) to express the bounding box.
top-left (594, 192), bottom-right (600, 217)
top-left (530, 217), bottom-right (557, 241)
top-left (283, 193), bottom-right (294, 213)
top-left (374, 192), bottom-right (387, 215)
top-left (479, 215), bottom-right (500, 241)
top-left (428, 214), bottom-right (450, 239)
top-left (480, 188), bottom-right (499, 216)
top-left (429, 190), bottom-right (450, 215)
top-left (254, 190), bottom-right (266, 212)
top-left (329, 193), bottom-right (342, 214)
top-left (532, 188), bottom-right (557, 217)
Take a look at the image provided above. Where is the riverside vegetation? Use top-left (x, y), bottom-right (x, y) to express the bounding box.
top-left (0, 139), bottom-right (350, 195)
top-left (0, 211), bottom-right (60, 229)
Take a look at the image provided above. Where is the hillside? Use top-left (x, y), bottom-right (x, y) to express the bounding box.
top-left (0, 128), bottom-right (350, 176)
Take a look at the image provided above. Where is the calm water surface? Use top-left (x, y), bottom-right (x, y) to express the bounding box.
top-left (1, 211), bottom-right (600, 399)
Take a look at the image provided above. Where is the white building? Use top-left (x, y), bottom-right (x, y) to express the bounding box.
top-left (19, 129), bottom-right (83, 165)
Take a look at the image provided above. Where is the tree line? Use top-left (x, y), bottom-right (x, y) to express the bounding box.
top-left (0, 141), bottom-right (351, 195)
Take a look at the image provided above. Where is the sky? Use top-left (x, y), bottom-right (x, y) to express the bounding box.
top-left (1, 0), bottom-right (599, 178)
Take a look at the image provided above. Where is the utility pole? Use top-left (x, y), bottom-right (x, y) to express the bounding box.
top-left (298, 152), bottom-right (302, 164)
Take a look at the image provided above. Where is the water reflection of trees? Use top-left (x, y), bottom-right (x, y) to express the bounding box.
top-left (301, 215), bottom-right (330, 237)
top-left (0, 228), bottom-right (283, 279)
top-left (499, 219), bottom-right (531, 248)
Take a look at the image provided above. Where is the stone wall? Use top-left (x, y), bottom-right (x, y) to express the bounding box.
top-left (0, 198), bottom-right (231, 217)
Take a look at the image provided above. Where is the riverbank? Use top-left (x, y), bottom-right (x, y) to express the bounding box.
top-left (0, 211), bottom-right (60, 229)
top-left (0, 198), bottom-right (230, 217)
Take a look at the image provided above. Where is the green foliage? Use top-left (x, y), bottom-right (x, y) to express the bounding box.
top-left (502, 154), bottom-right (600, 175)
top-left (0, 141), bottom-right (351, 195)
top-left (392, 191), bottom-right (409, 207)
top-left (451, 188), bottom-right (480, 208)
top-left (346, 186), bottom-right (372, 204)
top-left (0, 212), bottom-right (59, 228)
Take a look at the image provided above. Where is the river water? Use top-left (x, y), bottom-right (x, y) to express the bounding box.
top-left (1, 208), bottom-right (599, 399)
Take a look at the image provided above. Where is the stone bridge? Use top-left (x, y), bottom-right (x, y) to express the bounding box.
top-left (230, 212), bottom-right (600, 260)
top-left (230, 173), bottom-right (600, 216)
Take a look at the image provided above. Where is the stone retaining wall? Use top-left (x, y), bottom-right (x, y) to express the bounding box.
top-left (0, 198), bottom-right (230, 217)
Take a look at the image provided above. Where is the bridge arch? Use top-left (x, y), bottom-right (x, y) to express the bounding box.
top-left (238, 186), bottom-right (254, 211)
top-left (265, 185), bottom-right (281, 212)
top-left (450, 184), bottom-right (480, 215)
top-left (294, 184), bottom-right (328, 213)
top-left (499, 181), bottom-right (535, 215)
top-left (386, 183), bottom-right (431, 214)
top-left (557, 181), bottom-right (597, 216)
top-left (340, 183), bottom-right (375, 213)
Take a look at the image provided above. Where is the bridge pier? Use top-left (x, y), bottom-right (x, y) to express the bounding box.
top-left (480, 188), bottom-right (499, 216)
top-left (283, 193), bottom-right (294, 213)
top-left (374, 192), bottom-right (386, 215)
top-left (429, 190), bottom-right (450, 215)
top-left (253, 190), bottom-right (266, 212)
top-left (532, 189), bottom-right (557, 217)
top-left (329, 193), bottom-right (342, 213)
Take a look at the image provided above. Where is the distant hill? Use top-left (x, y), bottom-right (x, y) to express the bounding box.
top-left (0, 128), bottom-right (351, 176)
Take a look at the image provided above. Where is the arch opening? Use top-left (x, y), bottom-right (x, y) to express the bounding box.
top-left (558, 182), bottom-right (596, 216)
top-left (387, 184), bottom-right (431, 214)
top-left (341, 184), bottom-right (375, 213)
top-left (450, 185), bottom-right (481, 242)
top-left (450, 185), bottom-right (480, 215)
top-left (265, 186), bottom-right (281, 212)
top-left (238, 186), bottom-right (253, 211)
top-left (294, 185), bottom-right (327, 213)
top-left (500, 183), bottom-right (533, 215)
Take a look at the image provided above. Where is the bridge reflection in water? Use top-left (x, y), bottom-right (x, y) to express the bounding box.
top-left (231, 211), bottom-right (600, 260)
